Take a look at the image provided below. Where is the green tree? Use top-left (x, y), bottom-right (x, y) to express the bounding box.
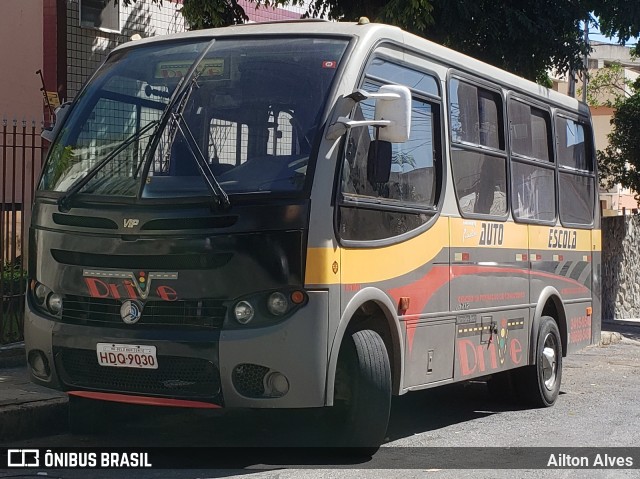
top-left (597, 87), bottom-right (640, 200)
top-left (582, 63), bottom-right (636, 107)
top-left (180, 0), bottom-right (247, 29)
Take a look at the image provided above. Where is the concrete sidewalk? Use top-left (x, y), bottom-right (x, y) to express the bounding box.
top-left (0, 342), bottom-right (67, 442)
top-left (0, 319), bottom-right (638, 443)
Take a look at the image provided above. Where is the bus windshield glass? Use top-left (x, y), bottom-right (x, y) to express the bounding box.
top-left (39, 37), bottom-right (349, 199)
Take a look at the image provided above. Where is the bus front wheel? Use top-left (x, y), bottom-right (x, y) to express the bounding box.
top-left (515, 316), bottom-right (563, 407)
top-left (330, 329), bottom-right (391, 449)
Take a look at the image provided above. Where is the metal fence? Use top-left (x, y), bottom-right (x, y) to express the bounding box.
top-left (1, 118), bottom-right (49, 344)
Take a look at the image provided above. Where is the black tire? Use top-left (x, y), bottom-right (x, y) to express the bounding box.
top-left (514, 316), bottom-right (563, 407)
top-left (329, 329), bottom-right (392, 449)
top-left (68, 395), bottom-right (108, 435)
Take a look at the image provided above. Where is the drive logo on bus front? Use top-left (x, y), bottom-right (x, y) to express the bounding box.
top-left (82, 270), bottom-right (179, 301)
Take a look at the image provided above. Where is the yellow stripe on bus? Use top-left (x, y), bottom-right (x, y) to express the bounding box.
top-left (305, 217), bottom-right (449, 285)
top-left (305, 246), bottom-right (341, 285)
top-left (529, 225), bottom-right (592, 251)
top-left (449, 218), bottom-right (528, 249)
top-left (305, 220), bottom-right (600, 286)
top-left (592, 229), bottom-right (602, 252)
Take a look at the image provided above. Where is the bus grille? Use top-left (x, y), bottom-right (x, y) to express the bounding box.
top-left (61, 296), bottom-right (226, 329)
top-left (232, 363), bottom-right (270, 398)
top-left (55, 348), bottom-right (221, 400)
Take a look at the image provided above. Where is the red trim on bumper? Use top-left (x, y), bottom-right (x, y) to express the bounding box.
top-left (68, 391), bottom-right (222, 409)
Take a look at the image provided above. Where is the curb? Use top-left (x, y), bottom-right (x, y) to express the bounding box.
top-left (0, 342), bottom-right (25, 369)
top-left (0, 343), bottom-right (68, 443)
top-left (0, 397), bottom-right (68, 442)
top-left (599, 331), bottom-right (623, 346)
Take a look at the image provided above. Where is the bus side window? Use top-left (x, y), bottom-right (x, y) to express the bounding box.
top-left (509, 98), bottom-right (556, 223)
top-left (450, 78), bottom-right (507, 218)
top-left (556, 116), bottom-right (595, 226)
top-left (339, 80), bottom-right (441, 241)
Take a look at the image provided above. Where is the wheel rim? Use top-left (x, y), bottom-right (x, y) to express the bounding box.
top-left (541, 332), bottom-right (558, 391)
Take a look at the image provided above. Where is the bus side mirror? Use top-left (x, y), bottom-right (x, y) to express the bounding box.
top-left (373, 85), bottom-right (411, 143)
top-left (326, 85), bottom-right (412, 141)
top-left (367, 140), bottom-right (392, 184)
top-left (41, 101), bottom-right (72, 142)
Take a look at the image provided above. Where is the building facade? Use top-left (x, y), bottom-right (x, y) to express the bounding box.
top-left (1, 0), bottom-right (310, 124)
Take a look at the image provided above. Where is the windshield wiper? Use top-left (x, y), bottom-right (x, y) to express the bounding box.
top-left (57, 119), bottom-right (160, 212)
top-left (171, 109), bottom-right (230, 210)
top-left (136, 38), bottom-right (231, 210)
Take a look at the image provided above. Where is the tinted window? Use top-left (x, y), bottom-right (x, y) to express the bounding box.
top-left (367, 58), bottom-right (439, 97)
top-left (339, 66), bottom-right (442, 241)
top-left (342, 88), bottom-right (438, 207)
top-left (510, 100), bottom-right (551, 162)
top-left (559, 173), bottom-right (595, 225)
top-left (449, 79), bottom-right (507, 218)
top-left (40, 38), bottom-right (349, 199)
top-left (450, 79), bottom-right (504, 150)
top-left (509, 98), bottom-right (555, 222)
top-left (451, 149), bottom-right (507, 216)
top-left (512, 161), bottom-right (555, 222)
top-left (556, 117), bottom-right (591, 171)
top-left (556, 115), bottom-right (595, 226)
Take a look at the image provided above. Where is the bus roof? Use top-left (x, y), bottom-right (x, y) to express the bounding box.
top-left (112, 20), bottom-right (586, 115)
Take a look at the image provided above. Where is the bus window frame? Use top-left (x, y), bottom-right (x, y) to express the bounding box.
top-left (333, 46), bottom-right (448, 248)
top-left (447, 71), bottom-right (510, 222)
top-left (507, 92), bottom-right (558, 226)
top-left (553, 110), bottom-right (597, 229)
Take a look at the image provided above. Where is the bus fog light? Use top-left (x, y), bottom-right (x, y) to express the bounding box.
top-left (266, 372), bottom-right (289, 397)
top-left (267, 292), bottom-right (288, 316)
top-left (28, 350), bottom-right (50, 379)
top-left (234, 301), bottom-right (255, 324)
top-left (47, 293), bottom-right (63, 315)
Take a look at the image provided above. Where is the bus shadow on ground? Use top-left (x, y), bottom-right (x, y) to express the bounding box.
top-left (81, 379), bottom-right (529, 448)
top-left (385, 380), bottom-right (530, 442)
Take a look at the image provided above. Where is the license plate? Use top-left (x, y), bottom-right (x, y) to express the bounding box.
top-left (96, 343), bottom-right (158, 369)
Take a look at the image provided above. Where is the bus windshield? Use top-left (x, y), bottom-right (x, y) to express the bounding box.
top-left (39, 37), bottom-right (348, 199)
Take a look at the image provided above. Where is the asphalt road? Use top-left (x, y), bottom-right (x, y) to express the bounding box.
top-left (2, 330), bottom-right (639, 479)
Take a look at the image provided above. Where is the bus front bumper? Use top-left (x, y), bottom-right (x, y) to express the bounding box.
top-left (24, 291), bottom-right (329, 409)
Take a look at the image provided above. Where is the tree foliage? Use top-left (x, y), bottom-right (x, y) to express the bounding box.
top-left (426, 1), bottom-right (587, 83)
top-left (180, 0), bottom-right (247, 29)
top-left (598, 90), bottom-right (640, 199)
top-left (590, 0), bottom-right (640, 44)
top-left (582, 63), bottom-right (636, 107)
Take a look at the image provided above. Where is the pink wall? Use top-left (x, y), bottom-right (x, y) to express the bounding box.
top-left (238, 1), bottom-right (301, 22)
top-left (0, 0), bottom-right (44, 121)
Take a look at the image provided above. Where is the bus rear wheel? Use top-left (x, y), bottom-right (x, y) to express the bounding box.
top-left (329, 329), bottom-right (391, 449)
top-left (515, 316), bottom-right (563, 407)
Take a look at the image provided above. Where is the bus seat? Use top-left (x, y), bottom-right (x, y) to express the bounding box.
top-left (169, 138), bottom-right (199, 176)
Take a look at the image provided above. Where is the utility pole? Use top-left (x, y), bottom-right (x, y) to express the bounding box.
top-left (583, 18), bottom-right (589, 103)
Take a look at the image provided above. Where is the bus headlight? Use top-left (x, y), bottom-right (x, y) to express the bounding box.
top-left (267, 292), bottom-right (288, 316)
top-left (31, 281), bottom-right (62, 317)
top-left (34, 282), bottom-right (50, 305)
top-left (234, 300), bottom-right (255, 324)
top-left (46, 293), bottom-right (63, 315)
